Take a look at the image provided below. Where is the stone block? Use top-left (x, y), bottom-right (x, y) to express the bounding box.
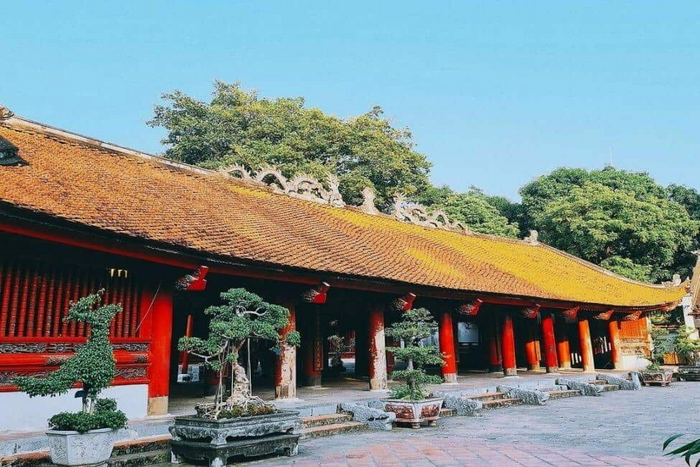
top-left (596, 373), bottom-right (641, 390)
top-left (556, 378), bottom-right (603, 396)
top-left (339, 403), bottom-right (395, 431)
top-left (433, 392), bottom-right (483, 416)
top-left (497, 385), bottom-right (549, 405)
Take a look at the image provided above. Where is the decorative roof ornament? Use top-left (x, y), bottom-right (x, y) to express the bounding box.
top-left (391, 193), bottom-right (470, 234)
top-left (0, 137), bottom-right (21, 166)
top-left (359, 187), bottom-right (380, 215)
top-left (0, 104), bottom-right (13, 121)
top-left (219, 166), bottom-right (344, 207)
top-left (523, 230), bottom-right (539, 245)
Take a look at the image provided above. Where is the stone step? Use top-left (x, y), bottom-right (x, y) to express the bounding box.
top-left (597, 384), bottom-right (620, 392)
top-left (589, 379), bottom-right (609, 385)
top-left (546, 389), bottom-right (582, 400)
top-left (301, 413), bottom-right (353, 428)
top-left (469, 392), bottom-right (507, 402)
top-left (440, 408), bottom-right (456, 417)
top-left (480, 397), bottom-right (522, 409)
top-left (107, 448), bottom-right (170, 467)
top-left (299, 421), bottom-right (368, 440)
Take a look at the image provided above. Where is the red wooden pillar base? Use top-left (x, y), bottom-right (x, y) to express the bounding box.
top-left (524, 323), bottom-right (540, 371)
top-left (275, 302), bottom-right (297, 399)
top-left (142, 282), bottom-right (174, 416)
top-left (501, 313), bottom-right (517, 376)
top-left (488, 315), bottom-right (503, 372)
top-left (556, 321), bottom-right (572, 369)
top-left (541, 313), bottom-right (559, 373)
top-left (578, 318), bottom-right (595, 373)
top-left (368, 306), bottom-right (387, 390)
top-left (302, 308), bottom-right (322, 387)
top-left (439, 310), bottom-right (458, 383)
top-left (608, 319), bottom-right (623, 370)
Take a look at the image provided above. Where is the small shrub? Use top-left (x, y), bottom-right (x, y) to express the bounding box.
top-left (48, 398), bottom-right (127, 433)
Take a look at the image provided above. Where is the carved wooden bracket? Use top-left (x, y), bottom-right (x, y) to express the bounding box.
top-left (176, 266), bottom-right (209, 292)
top-left (391, 293), bottom-right (416, 312)
top-left (456, 299), bottom-right (483, 317)
top-left (561, 306), bottom-right (579, 320)
top-left (593, 309), bottom-right (614, 320)
top-left (301, 282), bottom-right (330, 304)
top-left (619, 310), bottom-right (643, 321)
top-left (519, 304), bottom-right (541, 319)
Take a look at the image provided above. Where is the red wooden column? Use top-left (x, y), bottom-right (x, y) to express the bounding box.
top-left (178, 314), bottom-right (194, 374)
top-left (141, 281), bottom-right (174, 416)
top-left (556, 321), bottom-right (572, 369)
top-left (608, 319), bottom-right (623, 370)
top-left (540, 312), bottom-right (559, 373)
top-left (524, 323), bottom-right (540, 371)
top-left (275, 301), bottom-right (297, 399)
top-left (302, 308), bottom-right (322, 387)
top-left (501, 313), bottom-right (517, 376)
top-left (578, 318), bottom-right (595, 372)
top-left (488, 314), bottom-right (503, 372)
top-left (368, 305), bottom-right (388, 390)
top-left (439, 310), bottom-right (458, 383)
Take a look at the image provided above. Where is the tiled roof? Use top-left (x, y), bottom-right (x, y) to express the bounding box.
top-left (0, 118), bottom-right (686, 309)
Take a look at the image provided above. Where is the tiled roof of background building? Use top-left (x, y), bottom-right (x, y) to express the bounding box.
top-left (0, 118), bottom-right (686, 309)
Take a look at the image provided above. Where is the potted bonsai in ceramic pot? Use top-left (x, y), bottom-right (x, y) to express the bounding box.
top-left (170, 288), bottom-right (301, 467)
top-left (14, 291), bottom-right (127, 466)
top-left (382, 308), bottom-right (445, 429)
top-left (640, 325), bottom-right (674, 386)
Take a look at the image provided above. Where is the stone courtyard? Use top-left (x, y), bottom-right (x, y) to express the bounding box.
top-left (255, 382), bottom-right (700, 466)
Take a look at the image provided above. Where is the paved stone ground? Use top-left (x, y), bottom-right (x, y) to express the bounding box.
top-left (254, 382), bottom-right (700, 466)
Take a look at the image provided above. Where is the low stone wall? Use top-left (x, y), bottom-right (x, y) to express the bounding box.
top-left (555, 378), bottom-right (603, 396)
top-left (596, 373), bottom-right (641, 390)
top-left (339, 403), bottom-right (395, 431)
top-left (497, 386), bottom-right (549, 405)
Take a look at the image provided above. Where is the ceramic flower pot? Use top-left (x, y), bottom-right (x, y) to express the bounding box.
top-left (640, 369), bottom-right (673, 386)
top-left (45, 428), bottom-right (118, 466)
top-left (382, 397), bottom-right (444, 429)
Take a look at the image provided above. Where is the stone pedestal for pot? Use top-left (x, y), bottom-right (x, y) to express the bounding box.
top-left (382, 397), bottom-right (444, 429)
top-left (169, 410), bottom-right (301, 467)
top-left (678, 366), bottom-right (700, 381)
top-left (46, 428), bottom-right (118, 466)
top-left (640, 369), bottom-right (673, 386)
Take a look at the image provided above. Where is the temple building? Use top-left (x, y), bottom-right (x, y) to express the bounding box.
top-left (0, 107), bottom-right (687, 431)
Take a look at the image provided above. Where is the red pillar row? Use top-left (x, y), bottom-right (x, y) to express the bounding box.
top-left (540, 313), bottom-right (559, 373)
top-left (501, 313), bottom-right (517, 376)
top-left (524, 324), bottom-right (540, 371)
top-left (439, 310), bottom-right (458, 383)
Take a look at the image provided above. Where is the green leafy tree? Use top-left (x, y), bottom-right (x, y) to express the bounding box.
top-left (149, 81), bottom-right (431, 210)
top-left (416, 185), bottom-right (520, 237)
top-left (386, 308), bottom-right (444, 400)
top-left (14, 291), bottom-right (127, 432)
top-left (537, 182), bottom-right (698, 282)
top-left (178, 288), bottom-right (300, 419)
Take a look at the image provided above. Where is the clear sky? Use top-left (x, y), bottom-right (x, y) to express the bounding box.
top-left (2, 1), bottom-right (698, 200)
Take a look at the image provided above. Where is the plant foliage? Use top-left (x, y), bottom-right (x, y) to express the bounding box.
top-left (385, 308), bottom-right (444, 400)
top-left (14, 291), bottom-right (127, 431)
top-left (664, 434), bottom-right (700, 466)
top-left (177, 288), bottom-right (299, 418)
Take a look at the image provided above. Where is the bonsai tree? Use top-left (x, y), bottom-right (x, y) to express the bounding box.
top-left (327, 334), bottom-right (354, 372)
top-left (177, 288), bottom-right (300, 419)
top-left (385, 308), bottom-right (445, 400)
top-left (674, 326), bottom-right (700, 366)
top-left (647, 325), bottom-right (672, 371)
top-left (14, 291), bottom-right (127, 433)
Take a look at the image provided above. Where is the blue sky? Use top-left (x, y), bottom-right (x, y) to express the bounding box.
top-left (2, 1), bottom-right (698, 200)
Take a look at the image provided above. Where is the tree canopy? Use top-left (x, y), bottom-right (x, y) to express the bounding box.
top-left (149, 81), bottom-right (431, 210)
top-left (150, 83), bottom-right (700, 284)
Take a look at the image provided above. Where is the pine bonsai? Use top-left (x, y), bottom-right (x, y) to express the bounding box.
top-left (177, 288), bottom-right (300, 420)
top-left (14, 291), bottom-right (127, 433)
top-left (386, 308), bottom-right (445, 400)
